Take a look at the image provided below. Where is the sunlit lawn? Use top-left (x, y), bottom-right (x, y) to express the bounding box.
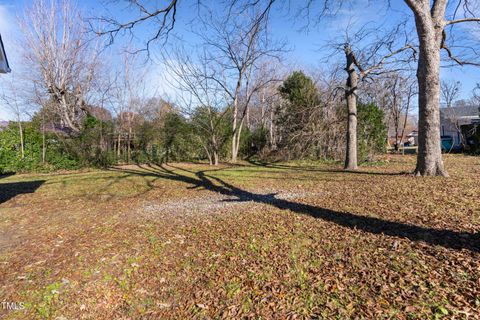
top-left (0, 155), bottom-right (479, 319)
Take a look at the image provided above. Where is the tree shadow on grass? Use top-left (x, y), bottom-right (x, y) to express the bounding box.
top-left (110, 165), bottom-right (479, 253)
top-left (0, 173), bottom-right (15, 180)
top-left (0, 180), bottom-right (46, 204)
top-left (246, 159), bottom-right (409, 176)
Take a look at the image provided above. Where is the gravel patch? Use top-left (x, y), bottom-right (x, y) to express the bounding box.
top-left (138, 189), bottom-right (322, 219)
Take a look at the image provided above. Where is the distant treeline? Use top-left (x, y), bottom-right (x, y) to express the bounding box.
top-left (0, 71), bottom-right (391, 174)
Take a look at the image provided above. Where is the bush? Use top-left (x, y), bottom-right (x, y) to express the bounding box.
top-left (357, 103), bottom-right (387, 162)
top-left (0, 115), bottom-right (117, 173)
top-left (0, 122), bottom-right (45, 173)
top-left (241, 126), bottom-right (268, 158)
top-left (132, 150), bottom-right (152, 164)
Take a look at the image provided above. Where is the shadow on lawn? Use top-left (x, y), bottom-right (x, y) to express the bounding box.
top-left (246, 159), bottom-right (409, 176)
top-left (0, 180), bottom-right (46, 204)
top-left (110, 165), bottom-right (479, 253)
top-left (0, 173), bottom-right (15, 180)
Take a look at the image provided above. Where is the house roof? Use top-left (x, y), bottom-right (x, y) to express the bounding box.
top-left (43, 123), bottom-right (73, 136)
top-left (0, 120), bottom-right (9, 131)
top-left (0, 34), bottom-right (10, 74)
top-left (440, 105), bottom-right (480, 118)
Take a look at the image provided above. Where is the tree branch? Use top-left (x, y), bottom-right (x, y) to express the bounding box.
top-left (441, 30), bottom-right (480, 67)
top-left (445, 17), bottom-right (480, 26)
top-left (361, 44), bottom-right (417, 79)
top-left (92, 0), bottom-right (179, 53)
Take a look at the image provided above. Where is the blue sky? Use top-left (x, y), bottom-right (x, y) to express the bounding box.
top-left (0, 0), bottom-right (479, 120)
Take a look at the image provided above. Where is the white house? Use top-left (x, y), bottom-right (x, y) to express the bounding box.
top-left (0, 34), bottom-right (10, 74)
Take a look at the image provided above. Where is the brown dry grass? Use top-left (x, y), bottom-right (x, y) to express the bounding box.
top-left (0, 154), bottom-right (479, 319)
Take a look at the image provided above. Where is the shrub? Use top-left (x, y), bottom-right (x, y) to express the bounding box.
top-left (357, 103), bottom-right (387, 162)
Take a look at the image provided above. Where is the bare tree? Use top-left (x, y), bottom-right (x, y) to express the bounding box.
top-left (94, 1), bottom-right (281, 163)
top-left (441, 80), bottom-right (461, 109)
top-left (380, 74), bottom-right (417, 152)
top-left (246, 62), bottom-right (284, 150)
top-left (330, 24), bottom-right (415, 170)
top-left (473, 83), bottom-right (480, 105)
top-left (398, 80), bottom-right (417, 151)
top-left (342, 45), bottom-right (360, 169)
top-left (20, 0), bottom-right (101, 134)
top-left (110, 53), bottom-right (149, 164)
top-left (196, 5), bottom-right (283, 162)
top-left (441, 80), bottom-right (465, 148)
top-left (403, 0), bottom-right (480, 176)
top-left (0, 76), bottom-right (28, 158)
top-left (162, 47), bottom-right (231, 165)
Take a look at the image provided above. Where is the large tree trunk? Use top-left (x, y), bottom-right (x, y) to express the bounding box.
top-left (344, 47), bottom-right (358, 170)
top-left (412, 12), bottom-right (448, 177)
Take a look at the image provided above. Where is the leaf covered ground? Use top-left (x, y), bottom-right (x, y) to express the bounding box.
top-left (0, 155), bottom-right (479, 319)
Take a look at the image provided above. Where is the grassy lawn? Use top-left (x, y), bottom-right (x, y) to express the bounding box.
top-left (0, 155), bottom-right (479, 319)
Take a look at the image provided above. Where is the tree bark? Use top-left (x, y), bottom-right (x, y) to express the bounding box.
top-left (246, 104), bottom-right (250, 130)
top-left (211, 134), bottom-right (219, 166)
top-left (411, 8), bottom-right (448, 177)
top-left (231, 83), bottom-right (240, 163)
top-left (232, 130), bottom-right (238, 163)
top-left (231, 69), bottom-right (245, 163)
top-left (18, 119), bottom-right (25, 159)
top-left (42, 115), bottom-right (46, 164)
top-left (117, 132), bottom-right (121, 159)
top-left (127, 126), bottom-right (132, 164)
top-left (269, 105), bottom-right (276, 149)
top-left (393, 109), bottom-right (400, 152)
top-left (234, 118), bottom-right (244, 162)
top-left (205, 147), bottom-right (212, 165)
top-left (399, 86), bottom-right (413, 152)
top-left (344, 46), bottom-right (358, 170)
